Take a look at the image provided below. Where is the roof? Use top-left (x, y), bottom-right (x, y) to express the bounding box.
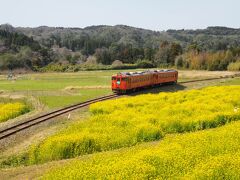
top-left (114, 69), bottom-right (177, 77)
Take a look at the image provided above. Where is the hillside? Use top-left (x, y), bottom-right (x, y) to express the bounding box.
top-left (1, 24), bottom-right (240, 71)
top-left (16, 25), bottom-right (240, 51)
top-left (16, 25), bottom-right (166, 49)
top-left (0, 25), bottom-right (53, 71)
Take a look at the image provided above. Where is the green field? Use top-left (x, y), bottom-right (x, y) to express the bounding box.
top-left (0, 70), bottom-right (236, 109)
top-left (0, 71), bottom-right (114, 108)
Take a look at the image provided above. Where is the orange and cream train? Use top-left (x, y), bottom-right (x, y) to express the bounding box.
top-left (112, 69), bottom-right (178, 94)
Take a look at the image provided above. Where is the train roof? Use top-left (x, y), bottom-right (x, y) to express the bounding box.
top-left (114, 69), bottom-right (177, 77)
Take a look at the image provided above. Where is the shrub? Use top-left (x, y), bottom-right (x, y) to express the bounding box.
top-left (227, 61), bottom-right (240, 71)
top-left (136, 59), bottom-right (155, 68)
top-left (111, 60), bottom-right (123, 67)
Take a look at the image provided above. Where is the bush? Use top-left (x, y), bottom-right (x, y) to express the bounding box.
top-left (136, 60), bottom-right (155, 68)
top-left (111, 64), bottom-right (138, 70)
top-left (40, 63), bottom-right (140, 72)
top-left (111, 60), bottom-right (123, 67)
top-left (227, 61), bottom-right (240, 71)
top-left (174, 56), bottom-right (183, 68)
top-left (177, 51), bottom-right (236, 70)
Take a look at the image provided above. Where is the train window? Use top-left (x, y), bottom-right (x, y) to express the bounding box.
top-left (112, 77), bottom-right (116, 80)
top-left (122, 78), bottom-right (129, 83)
top-left (117, 78), bottom-right (121, 85)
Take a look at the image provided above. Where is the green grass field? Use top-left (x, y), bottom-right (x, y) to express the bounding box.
top-left (0, 71), bottom-right (114, 108)
top-left (0, 70), bottom-right (236, 109)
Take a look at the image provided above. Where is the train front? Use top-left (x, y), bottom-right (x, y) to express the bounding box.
top-left (111, 73), bottom-right (127, 94)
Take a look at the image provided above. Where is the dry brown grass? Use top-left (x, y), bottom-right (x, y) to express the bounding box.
top-left (178, 70), bottom-right (236, 79)
top-left (64, 85), bottom-right (110, 91)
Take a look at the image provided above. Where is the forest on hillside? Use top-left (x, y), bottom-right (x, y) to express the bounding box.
top-left (0, 24), bottom-right (240, 72)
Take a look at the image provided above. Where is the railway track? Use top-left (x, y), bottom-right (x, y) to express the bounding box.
top-left (179, 73), bottom-right (240, 84)
top-left (1, 73), bottom-right (239, 140)
top-left (179, 76), bottom-right (232, 84)
top-left (0, 94), bottom-right (119, 140)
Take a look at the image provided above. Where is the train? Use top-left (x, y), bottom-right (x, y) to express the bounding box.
top-left (112, 69), bottom-right (178, 94)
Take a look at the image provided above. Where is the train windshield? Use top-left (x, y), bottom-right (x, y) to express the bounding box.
top-left (112, 77), bottom-right (116, 80)
top-left (117, 78), bottom-right (121, 85)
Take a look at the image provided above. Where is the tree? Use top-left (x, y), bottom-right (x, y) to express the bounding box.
top-left (144, 48), bottom-right (155, 61)
top-left (175, 56), bottom-right (183, 68)
top-left (94, 48), bottom-right (112, 64)
top-left (154, 41), bottom-right (183, 66)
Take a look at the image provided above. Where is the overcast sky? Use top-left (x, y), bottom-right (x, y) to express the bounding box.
top-left (0, 0), bottom-right (239, 30)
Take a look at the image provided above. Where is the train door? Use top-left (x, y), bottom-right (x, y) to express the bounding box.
top-left (112, 76), bottom-right (117, 90)
top-left (128, 78), bottom-right (131, 90)
top-left (153, 73), bottom-right (158, 85)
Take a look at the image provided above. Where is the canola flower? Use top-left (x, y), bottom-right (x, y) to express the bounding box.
top-left (42, 121), bottom-right (240, 179)
top-left (0, 102), bottom-right (29, 123)
top-left (29, 86), bottom-right (240, 164)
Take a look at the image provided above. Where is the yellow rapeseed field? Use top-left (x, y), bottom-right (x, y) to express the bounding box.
top-left (29, 86), bottom-right (240, 164)
top-left (0, 102), bottom-right (29, 123)
top-left (42, 121), bottom-right (240, 179)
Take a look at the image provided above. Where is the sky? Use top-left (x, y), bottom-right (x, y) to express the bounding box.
top-left (0, 0), bottom-right (239, 31)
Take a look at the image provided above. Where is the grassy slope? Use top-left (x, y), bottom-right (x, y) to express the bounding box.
top-left (42, 121), bottom-right (240, 179)
top-left (40, 77), bottom-right (240, 179)
top-left (2, 120), bottom-right (240, 179)
top-left (26, 85), bottom-right (240, 164)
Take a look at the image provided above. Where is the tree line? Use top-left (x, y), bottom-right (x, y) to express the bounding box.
top-left (1, 24), bottom-right (240, 71)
